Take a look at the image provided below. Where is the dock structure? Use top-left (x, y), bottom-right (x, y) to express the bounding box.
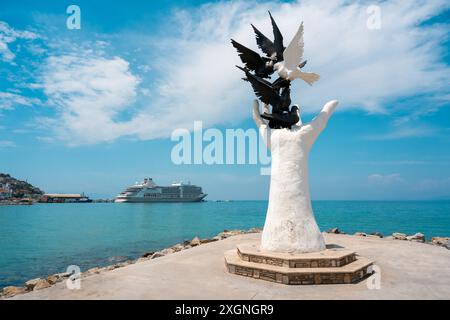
top-left (40, 194), bottom-right (92, 203)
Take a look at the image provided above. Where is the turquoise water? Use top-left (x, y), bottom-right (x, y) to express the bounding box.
top-left (1, 201), bottom-right (449, 289)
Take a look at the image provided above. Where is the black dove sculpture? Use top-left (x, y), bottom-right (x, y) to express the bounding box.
top-left (232, 12), bottom-right (318, 129)
top-left (251, 11), bottom-right (285, 62)
top-left (231, 11), bottom-right (286, 80)
top-left (230, 39), bottom-right (275, 79)
top-left (237, 66), bottom-right (299, 129)
top-left (262, 105), bottom-right (300, 129)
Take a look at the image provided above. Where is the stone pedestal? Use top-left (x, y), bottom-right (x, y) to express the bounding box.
top-left (225, 241), bottom-right (373, 285)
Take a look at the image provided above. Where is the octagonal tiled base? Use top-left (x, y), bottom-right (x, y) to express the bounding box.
top-left (225, 242), bottom-right (374, 285)
top-left (237, 243), bottom-right (357, 268)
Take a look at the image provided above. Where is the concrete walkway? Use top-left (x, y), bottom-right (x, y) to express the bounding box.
top-left (11, 233), bottom-right (450, 299)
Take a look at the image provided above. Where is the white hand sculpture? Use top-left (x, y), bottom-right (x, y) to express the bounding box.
top-left (253, 99), bottom-right (339, 253)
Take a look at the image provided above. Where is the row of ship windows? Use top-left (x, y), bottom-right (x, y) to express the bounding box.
top-left (161, 190), bottom-right (200, 194)
top-left (143, 194), bottom-right (197, 198)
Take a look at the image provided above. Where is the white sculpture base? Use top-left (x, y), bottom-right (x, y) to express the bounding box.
top-left (255, 100), bottom-right (339, 253)
top-left (224, 240), bottom-right (374, 285)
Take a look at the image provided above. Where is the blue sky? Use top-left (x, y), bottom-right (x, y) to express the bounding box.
top-left (0, 0), bottom-right (449, 200)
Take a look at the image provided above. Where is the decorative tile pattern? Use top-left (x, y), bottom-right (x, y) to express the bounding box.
top-left (225, 246), bottom-right (374, 285)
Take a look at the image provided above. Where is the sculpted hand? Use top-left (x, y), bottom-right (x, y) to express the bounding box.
top-left (321, 100), bottom-right (339, 115)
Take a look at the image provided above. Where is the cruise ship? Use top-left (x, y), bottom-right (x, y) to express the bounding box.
top-left (114, 178), bottom-right (207, 203)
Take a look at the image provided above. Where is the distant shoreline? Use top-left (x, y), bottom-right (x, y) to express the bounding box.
top-left (2, 199), bottom-right (450, 205)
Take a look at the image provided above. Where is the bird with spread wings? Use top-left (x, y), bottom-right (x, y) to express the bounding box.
top-left (272, 22), bottom-right (320, 86)
top-left (237, 66), bottom-right (299, 129)
top-left (252, 11), bottom-right (285, 62)
top-left (236, 11), bottom-right (318, 86)
top-left (230, 39), bottom-right (275, 79)
top-left (232, 11), bottom-right (319, 129)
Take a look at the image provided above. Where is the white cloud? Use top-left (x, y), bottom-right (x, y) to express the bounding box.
top-left (365, 173), bottom-right (450, 199)
top-left (364, 126), bottom-right (439, 140)
top-left (414, 177), bottom-right (450, 192)
top-left (26, 0), bottom-right (450, 144)
top-left (354, 160), bottom-right (429, 166)
top-left (368, 173), bottom-right (404, 186)
top-left (0, 140), bottom-right (16, 148)
top-left (120, 1), bottom-right (449, 141)
top-left (37, 54), bottom-right (140, 145)
top-left (146, 0), bottom-right (449, 118)
top-left (0, 92), bottom-right (40, 110)
top-left (0, 21), bottom-right (38, 63)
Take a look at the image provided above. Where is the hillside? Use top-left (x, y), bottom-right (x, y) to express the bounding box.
top-left (0, 173), bottom-right (44, 199)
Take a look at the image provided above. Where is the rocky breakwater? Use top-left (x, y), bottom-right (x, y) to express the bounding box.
top-left (0, 272), bottom-right (71, 299)
top-left (0, 228), bottom-right (262, 299)
top-left (136, 228), bottom-right (262, 262)
top-left (326, 227), bottom-right (450, 249)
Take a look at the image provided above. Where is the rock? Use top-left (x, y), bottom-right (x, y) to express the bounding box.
top-left (160, 248), bottom-right (175, 255)
top-left (151, 251), bottom-right (166, 259)
top-left (392, 232), bottom-right (407, 240)
top-left (115, 261), bottom-right (130, 268)
top-left (171, 244), bottom-right (185, 252)
top-left (212, 235), bottom-right (221, 241)
top-left (327, 228), bottom-right (344, 234)
top-left (406, 232), bottom-right (424, 242)
top-left (54, 272), bottom-right (71, 279)
top-left (200, 238), bottom-right (218, 244)
top-left (406, 233), bottom-right (425, 243)
top-left (46, 275), bottom-right (60, 285)
top-left (33, 279), bottom-right (51, 290)
top-left (431, 237), bottom-right (450, 249)
top-left (354, 232), bottom-right (367, 237)
top-left (190, 236), bottom-right (202, 246)
top-left (141, 251), bottom-right (155, 258)
top-left (247, 227), bottom-right (263, 234)
top-left (108, 264), bottom-right (123, 270)
top-left (370, 232), bottom-right (383, 238)
top-left (87, 267), bottom-right (101, 274)
top-left (25, 278), bottom-right (52, 291)
top-left (25, 278), bottom-right (41, 290)
top-left (41, 272), bottom-right (70, 284)
top-left (2, 286), bottom-right (26, 298)
top-left (217, 230), bottom-right (244, 239)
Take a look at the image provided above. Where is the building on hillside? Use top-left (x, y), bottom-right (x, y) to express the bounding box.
top-left (0, 183), bottom-right (12, 199)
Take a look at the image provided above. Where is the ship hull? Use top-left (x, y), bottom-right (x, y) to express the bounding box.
top-left (114, 178), bottom-right (207, 203)
top-left (114, 195), bottom-right (207, 203)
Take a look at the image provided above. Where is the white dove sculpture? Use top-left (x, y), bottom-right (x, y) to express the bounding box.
top-left (273, 23), bottom-right (320, 85)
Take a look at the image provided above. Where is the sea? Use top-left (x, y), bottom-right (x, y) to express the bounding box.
top-left (1, 200), bottom-right (449, 289)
